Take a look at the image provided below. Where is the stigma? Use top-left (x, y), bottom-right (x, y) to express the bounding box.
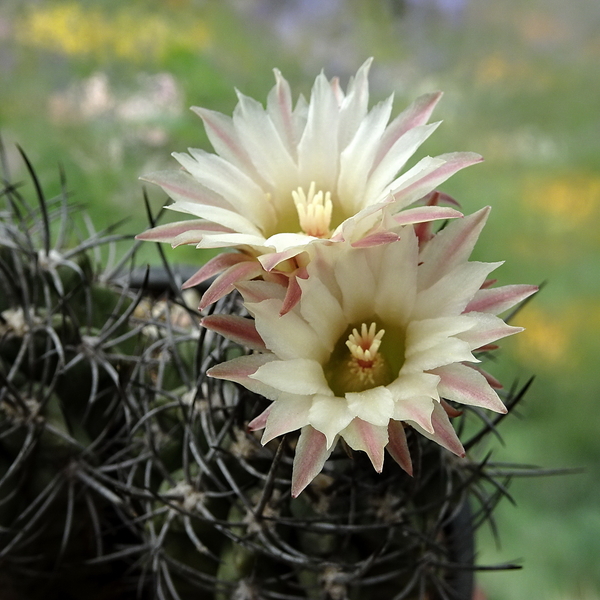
top-left (292, 182), bottom-right (332, 238)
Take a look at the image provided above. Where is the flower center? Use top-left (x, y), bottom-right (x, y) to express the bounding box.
top-left (292, 182), bottom-right (332, 238)
top-left (325, 322), bottom-right (394, 396)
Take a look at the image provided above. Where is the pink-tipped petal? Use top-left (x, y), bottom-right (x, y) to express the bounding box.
top-left (387, 420), bottom-right (413, 476)
top-left (291, 426), bottom-right (333, 497)
top-left (141, 169), bottom-right (234, 211)
top-left (280, 271), bottom-right (305, 315)
top-left (351, 230), bottom-right (399, 248)
top-left (191, 107), bottom-right (256, 174)
top-left (207, 354), bottom-right (277, 398)
top-left (392, 205), bottom-right (463, 226)
top-left (267, 68), bottom-right (297, 158)
top-left (373, 91), bottom-right (443, 170)
top-left (342, 418), bottom-right (388, 473)
top-left (418, 206), bottom-right (491, 290)
top-left (135, 220), bottom-right (232, 246)
top-left (432, 362), bottom-right (507, 413)
top-left (261, 396), bottom-right (313, 444)
top-left (182, 252), bottom-right (252, 289)
top-left (201, 314), bottom-right (266, 351)
top-left (464, 284), bottom-right (539, 315)
top-left (466, 364), bottom-right (503, 389)
top-left (429, 401), bottom-right (465, 457)
top-left (391, 152), bottom-right (483, 211)
top-left (199, 261), bottom-right (265, 310)
top-left (408, 402), bottom-right (465, 457)
top-left (457, 314), bottom-right (523, 349)
top-left (248, 405), bottom-right (271, 431)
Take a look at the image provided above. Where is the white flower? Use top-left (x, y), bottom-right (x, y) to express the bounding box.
top-left (205, 209), bottom-right (537, 496)
top-left (137, 60), bottom-right (480, 308)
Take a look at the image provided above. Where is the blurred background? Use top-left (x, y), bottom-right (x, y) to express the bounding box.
top-left (1, 0), bottom-right (598, 598)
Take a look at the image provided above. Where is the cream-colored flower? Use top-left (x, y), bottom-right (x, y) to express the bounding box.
top-left (205, 209), bottom-right (537, 496)
top-left (137, 60), bottom-right (479, 308)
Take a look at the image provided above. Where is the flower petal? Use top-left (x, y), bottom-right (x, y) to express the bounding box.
top-left (346, 386), bottom-right (395, 427)
top-left (341, 418), bottom-right (388, 472)
top-left (418, 206), bottom-right (490, 290)
top-left (199, 261), bottom-right (265, 310)
top-left (456, 313), bottom-right (524, 349)
top-left (262, 396), bottom-right (313, 444)
top-left (207, 354), bottom-right (277, 398)
top-left (298, 71), bottom-right (340, 191)
top-left (291, 426), bottom-right (333, 497)
top-left (464, 284), bottom-right (538, 315)
top-left (251, 359), bottom-right (330, 396)
top-left (182, 252), bottom-right (252, 289)
top-left (431, 362), bottom-right (507, 413)
top-left (191, 106), bottom-right (256, 174)
top-left (308, 395), bottom-right (354, 449)
top-left (249, 298), bottom-right (330, 362)
top-left (387, 420), bottom-right (413, 476)
top-left (201, 314), bottom-right (266, 351)
top-left (373, 91), bottom-right (443, 170)
top-left (408, 401), bottom-right (465, 457)
top-left (389, 152), bottom-right (483, 211)
top-left (414, 261), bottom-right (503, 318)
top-left (364, 122), bottom-right (442, 202)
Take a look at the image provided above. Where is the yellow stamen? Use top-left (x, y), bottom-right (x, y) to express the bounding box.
top-left (292, 182), bottom-right (332, 238)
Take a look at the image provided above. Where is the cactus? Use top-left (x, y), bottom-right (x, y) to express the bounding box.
top-left (1, 146), bottom-right (530, 599)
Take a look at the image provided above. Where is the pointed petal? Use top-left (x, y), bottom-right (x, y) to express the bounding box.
top-left (141, 169), bottom-right (234, 211)
top-left (373, 91), bottom-right (443, 170)
top-left (341, 418), bottom-right (388, 472)
top-left (414, 261), bottom-right (503, 318)
top-left (233, 91), bottom-right (298, 188)
top-left (337, 58), bottom-right (372, 149)
top-left (280, 272), bottom-right (304, 315)
top-left (237, 279), bottom-right (287, 304)
top-left (248, 405), bottom-right (271, 431)
top-left (182, 252), bottom-right (252, 289)
top-left (199, 261), bottom-right (265, 310)
top-left (337, 95), bottom-right (394, 214)
top-left (364, 122), bottom-right (442, 202)
top-left (292, 426), bottom-right (333, 497)
top-left (391, 395), bottom-right (436, 433)
top-left (267, 68), bottom-right (297, 158)
top-left (387, 420), bottom-right (413, 476)
top-left (249, 298), bottom-right (330, 363)
top-left (432, 363), bottom-right (507, 413)
top-left (177, 149), bottom-right (274, 228)
top-left (392, 205), bottom-right (463, 226)
top-left (457, 313), bottom-right (524, 349)
top-left (202, 314), bottom-right (266, 351)
top-left (135, 220), bottom-right (231, 246)
top-left (166, 198), bottom-right (263, 236)
top-left (298, 72), bottom-right (339, 191)
top-left (191, 106), bottom-right (257, 175)
top-left (350, 229), bottom-right (399, 247)
top-left (207, 354), bottom-right (277, 398)
top-left (251, 359), bottom-right (330, 396)
top-left (389, 152), bottom-right (483, 211)
top-left (308, 395), bottom-right (354, 449)
top-left (262, 396), bottom-right (313, 444)
top-left (464, 284), bottom-right (538, 315)
top-left (418, 206), bottom-right (490, 290)
top-left (408, 401), bottom-right (465, 457)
